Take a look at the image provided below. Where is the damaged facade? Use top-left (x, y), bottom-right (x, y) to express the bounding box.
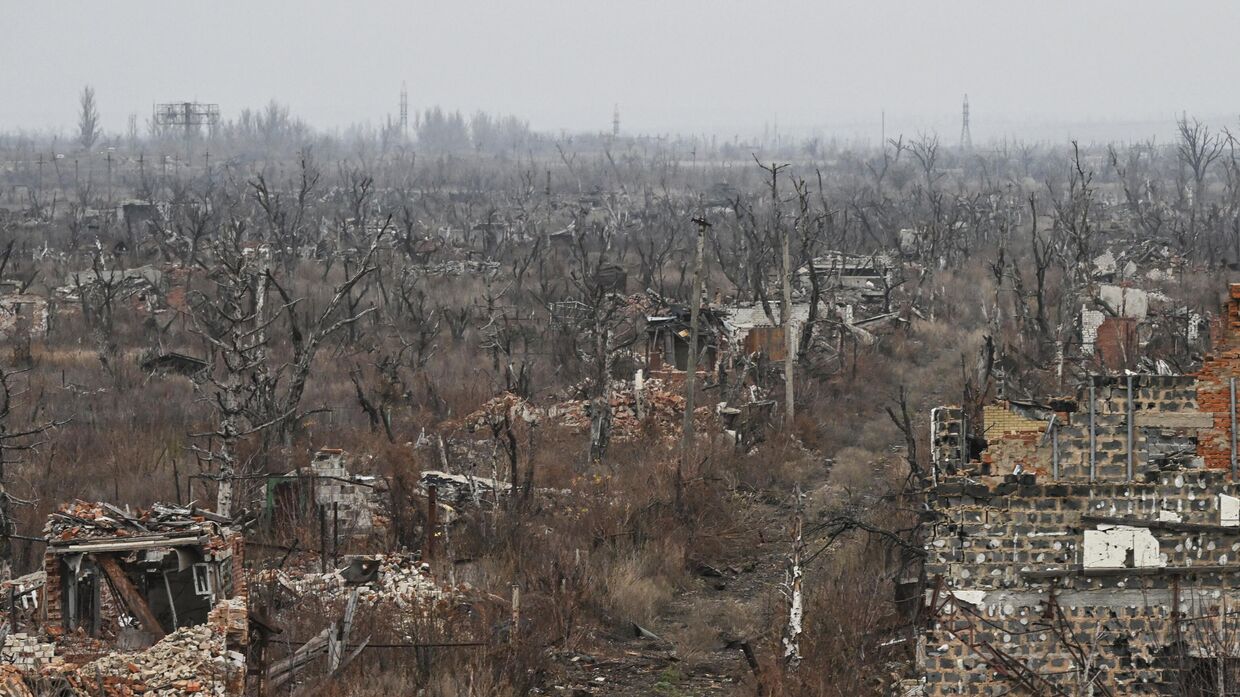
top-left (919, 284), bottom-right (1240, 695)
top-left (0, 488), bottom-right (452, 696)
top-left (0, 502), bottom-right (250, 696)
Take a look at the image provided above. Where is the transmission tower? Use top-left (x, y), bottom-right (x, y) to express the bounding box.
top-left (960, 94), bottom-right (972, 151)
top-left (400, 82), bottom-right (409, 135)
top-left (612, 104), bottom-right (620, 138)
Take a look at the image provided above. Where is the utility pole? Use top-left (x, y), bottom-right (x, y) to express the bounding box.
top-left (105, 150), bottom-right (113, 209)
top-left (679, 216), bottom-right (711, 510)
top-left (759, 159), bottom-right (793, 428)
top-left (782, 202), bottom-right (795, 428)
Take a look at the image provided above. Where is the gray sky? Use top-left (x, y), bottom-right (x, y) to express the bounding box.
top-left (4, 1), bottom-right (1240, 142)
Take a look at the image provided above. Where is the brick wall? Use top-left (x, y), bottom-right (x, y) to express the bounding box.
top-left (981, 405), bottom-right (1045, 435)
top-left (1194, 285), bottom-right (1240, 471)
top-left (42, 553), bottom-right (60, 635)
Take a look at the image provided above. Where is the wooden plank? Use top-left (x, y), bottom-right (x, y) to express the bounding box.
top-left (100, 503), bottom-right (150, 532)
top-left (332, 636), bottom-right (370, 676)
top-left (327, 622), bottom-right (342, 674)
top-left (267, 625), bottom-right (330, 678)
top-left (268, 640), bottom-right (328, 688)
top-left (50, 536), bottom-right (207, 554)
top-left (330, 589), bottom-right (360, 672)
top-left (97, 556), bottom-right (166, 641)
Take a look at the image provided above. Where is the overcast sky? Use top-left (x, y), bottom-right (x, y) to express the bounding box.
top-left (4, 1), bottom-right (1240, 142)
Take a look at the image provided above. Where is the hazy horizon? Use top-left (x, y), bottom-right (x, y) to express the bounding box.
top-left (5, 1), bottom-right (1240, 143)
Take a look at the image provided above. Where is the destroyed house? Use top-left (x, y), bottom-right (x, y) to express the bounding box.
top-left (588, 263), bottom-right (628, 294)
top-left (0, 503), bottom-right (253, 696)
top-left (43, 502), bottom-right (244, 648)
top-left (799, 251), bottom-right (893, 295)
top-left (119, 202), bottom-right (161, 238)
top-left (724, 303), bottom-right (809, 362)
top-left (139, 351), bottom-right (208, 378)
top-left (645, 305), bottom-right (726, 371)
top-left (918, 284), bottom-right (1240, 695)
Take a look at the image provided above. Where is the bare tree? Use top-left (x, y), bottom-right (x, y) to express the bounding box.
top-left (189, 214), bottom-right (384, 515)
top-left (1178, 116), bottom-right (1224, 206)
top-left (568, 224), bottom-right (642, 464)
top-left (0, 367), bottom-right (65, 580)
top-left (1047, 141), bottom-right (1097, 291)
top-left (252, 148), bottom-right (321, 273)
top-left (908, 132), bottom-right (942, 189)
top-left (73, 248), bottom-right (133, 380)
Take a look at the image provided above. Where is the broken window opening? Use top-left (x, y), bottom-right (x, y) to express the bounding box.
top-left (192, 563), bottom-right (212, 597)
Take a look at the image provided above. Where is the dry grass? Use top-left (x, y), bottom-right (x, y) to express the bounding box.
top-left (599, 540), bottom-right (684, 626)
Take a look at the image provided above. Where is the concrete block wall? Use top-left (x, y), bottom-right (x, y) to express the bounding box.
top-left (312, 450), bottom-right (375, 534)
top-left (1081, 306), bottom-right (1104, 355)
top-left (923, 470), bottom-right (1240, 694)
top-left (924, 604), bottom-right (1180, 695)
top-left (932, 406), bottom-right (964, 475)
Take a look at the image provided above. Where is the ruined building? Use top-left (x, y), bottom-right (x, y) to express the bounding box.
top-left (2, 502), bottom-right (248, 695)
top-left (920, 284), bottom-right (1240, 695)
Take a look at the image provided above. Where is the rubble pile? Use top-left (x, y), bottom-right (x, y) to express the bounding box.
top-left (0, 666), bottom-right (30, 697)
top-left (462, 392), bottom-right (541, 431)
top-left (420, 470), bottom-right (511, 505)
top-left (45, 501), bottom-right (229, 543)
top-left (419, 260), bottom-right (501, 277)
top-left (263, 554), bottom-right (453, 611)
top-left (64, 623), bottom-right (243, 697)
top-left (457, 378), bottom-right (716, 449)
top-left (547, 378), bottom-right (691, 442)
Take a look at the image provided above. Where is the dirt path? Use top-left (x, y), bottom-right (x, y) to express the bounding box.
top-left (546, 482), bottom-right (830, 696)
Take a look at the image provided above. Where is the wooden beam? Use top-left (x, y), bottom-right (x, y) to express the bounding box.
top-left (49, 534), bottom-right (206, 554)
top-left (268, 625), bottom-right (331, 688)
top-left (97, 555), bottom-right (166, 641)
top-left (332, 636), bottom-right (369, 677)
